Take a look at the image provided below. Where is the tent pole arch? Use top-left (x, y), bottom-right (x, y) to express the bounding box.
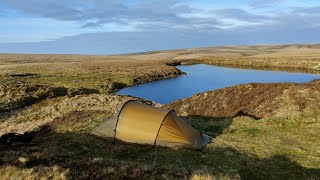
top-left (153, 110), bottom-right (175, 147)
top-left (113, 100), bottom-right (136, 144)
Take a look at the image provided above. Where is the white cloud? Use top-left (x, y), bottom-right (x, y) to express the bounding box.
top-left (0, 0), bottom-right (319, 53)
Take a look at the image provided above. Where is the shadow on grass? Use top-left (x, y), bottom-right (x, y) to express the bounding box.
top-left (0, 116), bottom-right (319, 179)
top-left (182, 115), bottom-right (234, 138)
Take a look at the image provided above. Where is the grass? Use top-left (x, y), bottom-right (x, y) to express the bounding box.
top-left (0, 59), bottom-right (183, 114)
top-left (1, 114), bottom-right (319, 179)
top-left (1, 45), bottom-right (320, 179)
top-left (0, 60), bottom-right (182, 91)
top-left (0, 46), bottom-right (319, 114)
top-left (194, 56), bottom-right (320, 73)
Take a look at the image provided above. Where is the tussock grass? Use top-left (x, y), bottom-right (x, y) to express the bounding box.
top-left (0, 58), bottom-right (182, 114)
top-left (1, 45), bottom-right (320, 178)
top-left (1, 114), bottom-right (319, 179)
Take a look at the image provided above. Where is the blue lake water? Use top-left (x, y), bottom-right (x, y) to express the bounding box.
top-left (117, 64), bottom-right (320, 104)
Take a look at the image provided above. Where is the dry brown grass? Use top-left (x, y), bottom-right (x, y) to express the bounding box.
top-left (165, 79), bottom-right (320, 119)
top-left (111, 44), bottom-right (320, 60)
top-left (1, 44), bottom-right (320, 179)
top-left (0, 57), bottom-right (182, 113)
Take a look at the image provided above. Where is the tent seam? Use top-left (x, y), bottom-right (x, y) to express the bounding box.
top-left (153, 110), bottom-right (175, 147)
top-left (113, 100), bottom-right (136, 144)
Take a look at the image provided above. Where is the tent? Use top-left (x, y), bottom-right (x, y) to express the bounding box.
top-left (92, 100), bottom-right (211, 150)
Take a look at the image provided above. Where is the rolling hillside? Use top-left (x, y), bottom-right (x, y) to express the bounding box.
top-left (0, 44), bottom-right (320, 179)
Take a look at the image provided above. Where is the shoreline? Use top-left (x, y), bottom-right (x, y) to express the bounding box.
top-left (1, 48), bottom-right (320, 178)
top-left (1, 54), bottom-right (320, 114)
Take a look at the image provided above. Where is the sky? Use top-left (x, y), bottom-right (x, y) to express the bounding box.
top-left (0, 0), bottom-right (320, 55)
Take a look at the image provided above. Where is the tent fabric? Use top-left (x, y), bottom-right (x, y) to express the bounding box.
top-left (156, 111), bottom-right (210, 149)
top-left (92, 101), bottom-right (211, 150)
top-left (115, 100), bottom-right (170, 145)
top-left (92, 116), bottom-right (117, 140)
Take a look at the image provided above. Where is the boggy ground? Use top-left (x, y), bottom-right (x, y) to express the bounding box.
top-left (0, 44), bottom-right (320, 179)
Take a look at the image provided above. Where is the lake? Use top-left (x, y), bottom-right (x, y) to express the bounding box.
top-left (116, 64), bottom-right (320, 104)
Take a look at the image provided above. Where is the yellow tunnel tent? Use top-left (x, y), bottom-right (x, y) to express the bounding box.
top-left (92, 100), bottom-right (211, 150)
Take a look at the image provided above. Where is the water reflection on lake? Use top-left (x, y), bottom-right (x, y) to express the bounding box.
top-left (117, 64), bottom-right (320, 104)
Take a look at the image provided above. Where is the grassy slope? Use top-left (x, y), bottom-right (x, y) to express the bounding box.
top-left (165, 80), bottom-right (320, 119)
top-left (0, 59), bottom-right (182, 113)
top-left (0, 44), bottom-right (320, 179)
top-left (113, 44), bottom-right (320, 73)
top-left (1, 113), bottom-right (319, 179)
top-left (1, 45), bottom-right (319, 113)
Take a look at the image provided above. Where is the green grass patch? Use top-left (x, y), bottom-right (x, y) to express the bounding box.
top-left (1, 114), bottom-right (319, 179)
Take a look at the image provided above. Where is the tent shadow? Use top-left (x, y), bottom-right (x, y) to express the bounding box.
top-left (182, 115), bottom-right (234, 138)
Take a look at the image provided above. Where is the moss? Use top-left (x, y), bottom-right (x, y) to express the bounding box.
top-left (241, 127), bottom-right (262, 137)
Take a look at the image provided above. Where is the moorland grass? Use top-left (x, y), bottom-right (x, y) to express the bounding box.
top-left (1, 45), bottom-right (320, 179)
top-left (0, 114), bottom-right (319, 179)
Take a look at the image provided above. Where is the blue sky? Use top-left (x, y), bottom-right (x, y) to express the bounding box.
top-left (0, 0), bottom-right (320, 54)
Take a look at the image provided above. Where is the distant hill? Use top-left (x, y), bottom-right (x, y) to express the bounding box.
top-left (112, 44), bottom-right (320, 60)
